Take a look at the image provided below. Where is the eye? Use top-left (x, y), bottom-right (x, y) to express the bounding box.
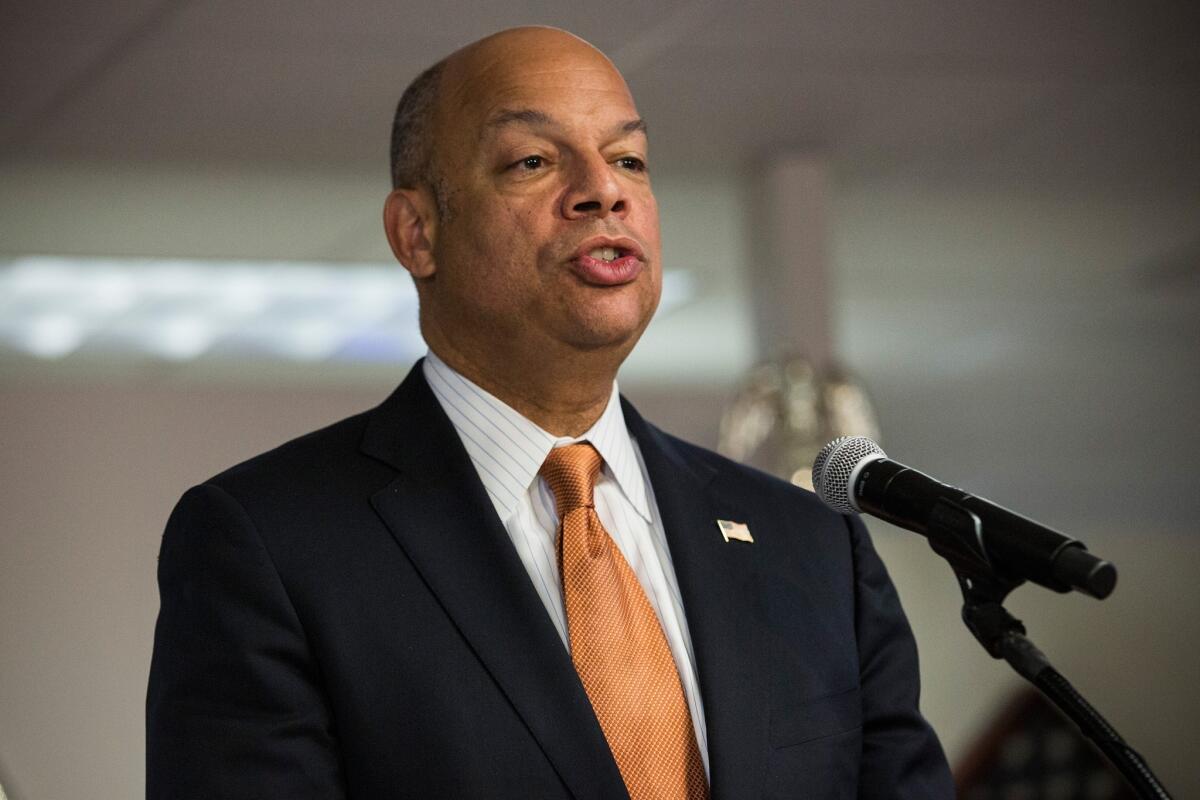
top-left (512, 155), bottom-right (546, 171)
top-left (616, 156), bottom-right (647, 173)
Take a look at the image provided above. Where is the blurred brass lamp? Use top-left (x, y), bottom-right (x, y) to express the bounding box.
top-left (718, 355), bottom-right (880, 490)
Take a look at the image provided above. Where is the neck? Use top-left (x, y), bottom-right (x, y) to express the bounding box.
top-left (428, 342), bottom-right (619, 437)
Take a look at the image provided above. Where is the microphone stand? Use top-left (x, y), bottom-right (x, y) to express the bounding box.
top-left (924, 499), bottom-right (1172, 799)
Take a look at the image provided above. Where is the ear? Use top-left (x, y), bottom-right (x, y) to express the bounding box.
top-left (383, 188), bottom-right (439, 279)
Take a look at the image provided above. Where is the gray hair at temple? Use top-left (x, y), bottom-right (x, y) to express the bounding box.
top-left (388, 60), bottom-right (447, 205)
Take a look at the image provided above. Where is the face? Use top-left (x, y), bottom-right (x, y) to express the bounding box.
top-left (407, 30), bottom-right (662, 367)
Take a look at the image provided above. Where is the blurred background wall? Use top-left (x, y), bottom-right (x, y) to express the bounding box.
top-left (2, 2), bottom-right (1198, 798)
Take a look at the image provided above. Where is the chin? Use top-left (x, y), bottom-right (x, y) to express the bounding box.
top-left (546, 289), bottom-right (658, 353)
top-left (563, 317), bottom-right (652, 355)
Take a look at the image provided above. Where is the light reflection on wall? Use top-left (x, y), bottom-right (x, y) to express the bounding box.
top-left (0, 257), bottom-right (695, 365)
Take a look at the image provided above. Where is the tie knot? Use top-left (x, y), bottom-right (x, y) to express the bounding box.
top-left (540, 443), bottom-right (604, 513)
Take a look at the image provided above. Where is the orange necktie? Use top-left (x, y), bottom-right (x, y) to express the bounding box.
top-left (540, 443), bottom-right (709, 800)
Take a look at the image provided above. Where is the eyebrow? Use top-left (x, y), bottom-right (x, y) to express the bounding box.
top-left (621, 118), bottom-right (649, 136)
top-left (487, 108), bottom-right (553, 129)
top-left (486, 108), bottom-right (648, 137)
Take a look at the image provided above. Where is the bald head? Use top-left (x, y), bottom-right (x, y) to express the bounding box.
top-left (437, 27), bottom-right (630, 122)
top-left (444, 26), bottom-right (619, 76)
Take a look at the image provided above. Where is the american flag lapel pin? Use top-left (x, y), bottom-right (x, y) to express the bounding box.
top-left (717, 519), bottom-right (754, 543)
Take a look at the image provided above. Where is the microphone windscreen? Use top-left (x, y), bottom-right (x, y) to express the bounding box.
top-left (812, 436), bottom-right (887, 513)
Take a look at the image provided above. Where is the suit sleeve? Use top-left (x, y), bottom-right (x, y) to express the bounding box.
top-left (146, 483), bottom-right (346, 799)
top-left (847, 514), bottom-right (955, 798)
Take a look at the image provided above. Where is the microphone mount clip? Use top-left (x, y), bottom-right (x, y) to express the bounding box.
top-left (925, 497), bottom-right (1026, 658)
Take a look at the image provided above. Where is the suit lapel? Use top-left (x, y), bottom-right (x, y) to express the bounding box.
top-left (362, 364), bottom-right (628, 800)
top-left (624, 400), bottom-right (770, 800)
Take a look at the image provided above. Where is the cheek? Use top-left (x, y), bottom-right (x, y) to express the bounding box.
top-left (641, 196), bottom-right (663, 251)
top-left (442, 206), bottom-right (505, 264)
top-left (471, 200), bottom-right (539, 255)
top-left (451, 217), bottom-right (544, 309)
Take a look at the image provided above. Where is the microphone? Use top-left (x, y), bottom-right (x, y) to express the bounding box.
top-left (812, 436), bottom-right (1116, 599)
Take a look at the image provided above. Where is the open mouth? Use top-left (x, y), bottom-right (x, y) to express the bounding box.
top-left (586, 246), bottom-right (627, 262)
top-left (574, 235), bottom-right (643, 265)
top-left (572, 240), bottom-right (643, 285)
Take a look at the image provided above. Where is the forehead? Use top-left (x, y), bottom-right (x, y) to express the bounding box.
top-left (440, 39), bottom-right (640, 139)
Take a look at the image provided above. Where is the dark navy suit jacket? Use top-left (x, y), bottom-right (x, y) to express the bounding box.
top-left (147, 362), bottom-right (953, 799)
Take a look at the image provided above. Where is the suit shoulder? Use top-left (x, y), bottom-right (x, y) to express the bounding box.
top-left (648, 425), bottom-right (846, 525)
top-left (201, 408), bottom-right (382, 503)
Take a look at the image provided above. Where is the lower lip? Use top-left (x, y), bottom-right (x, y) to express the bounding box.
top-left (571, 253), bottom-right (643, 286)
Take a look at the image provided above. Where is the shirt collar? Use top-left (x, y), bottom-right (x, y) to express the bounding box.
top-left (423, 350), bottom-right (652, 525)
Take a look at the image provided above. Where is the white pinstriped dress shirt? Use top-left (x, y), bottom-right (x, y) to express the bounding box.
top-left (423, 351), bottom-right (710, 775)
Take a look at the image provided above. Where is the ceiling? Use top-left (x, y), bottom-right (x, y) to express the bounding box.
top-left (3, 0), bottom-right (1197, 183)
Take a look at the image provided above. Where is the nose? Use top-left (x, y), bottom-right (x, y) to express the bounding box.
top-left (561, 154), bottom-right (627, 220)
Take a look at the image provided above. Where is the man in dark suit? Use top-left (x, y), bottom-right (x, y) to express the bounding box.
top-left (147, 26), bottom-right (953, 799)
